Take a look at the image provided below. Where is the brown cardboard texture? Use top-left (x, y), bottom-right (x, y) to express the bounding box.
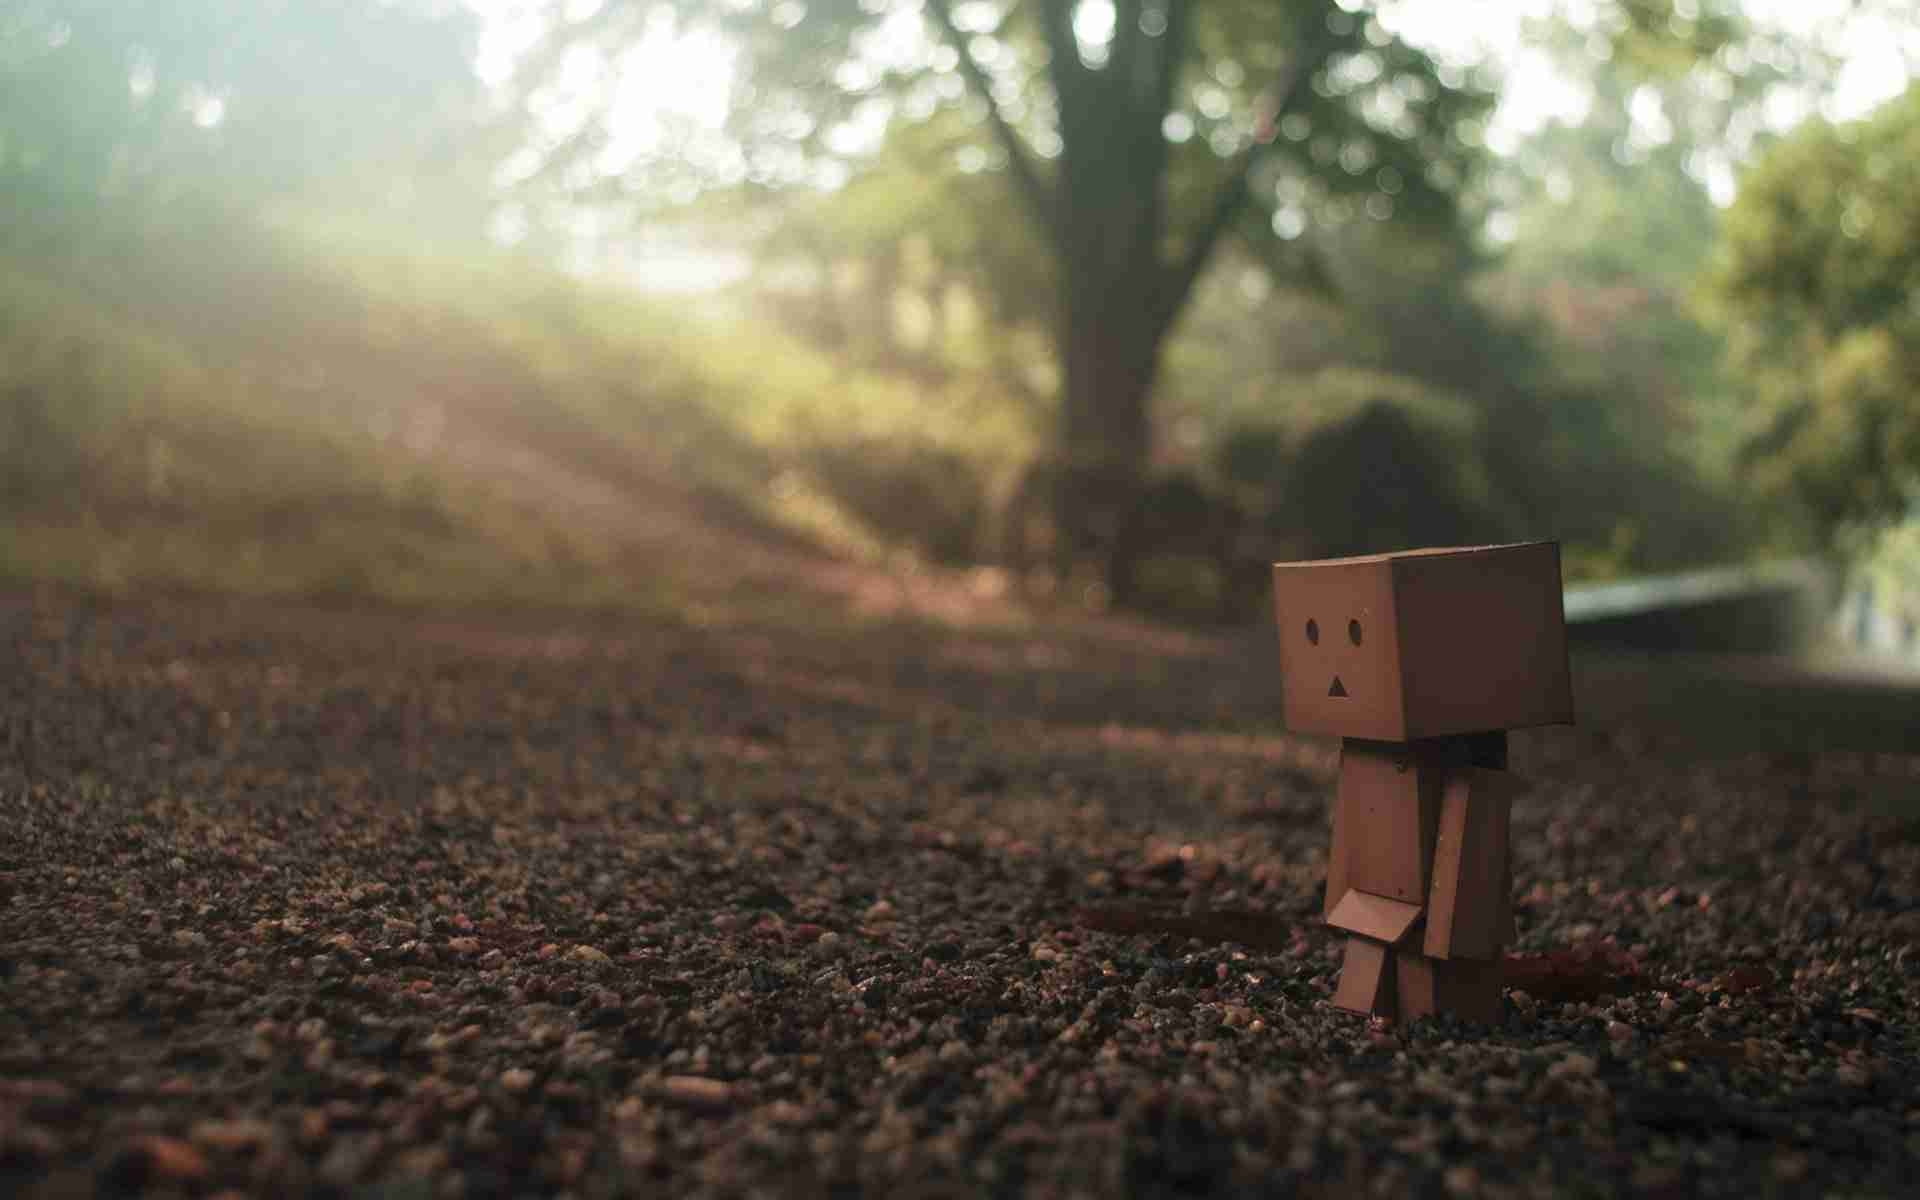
top-left (1424, 768), bottom-right (1516, 960)
top-left (1327, 889), bottom-right (1423, 945)
top-left (1497, 856), bottom-right (1517, 944)
top-left (1335, 741), bottom-right (1439, 903)
top-left (1324, 771), bottom-right (1352, 920)
top-left (1272, 543), bottom-right (1572, 740)
top-left (1396, 952), bottom-right (1504, 1024)
top-left (1272, 554), bottom-right (1404, 741)
top-left (1332, 937), bottom-right (1395, 1018)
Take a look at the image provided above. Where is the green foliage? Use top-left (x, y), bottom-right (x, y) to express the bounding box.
top-left (1486, 131), bottom-right (1736, 487)
top-left (258, 219), bottom-right (1043, 575)
top-left (1213, 367), bottom-right (1501, 552)
top-left (1054, 368), bottom-right (1510, 620)
top-left (800, 438), bottom-right (992, 565)
top-left (1605, 0), bottom-right (1756, 79)
top-left (1497, 123), bottom-right (1717, 291)
top-left (1713, 85), bottom-right (1920, 540)
top-left (1156, 231), bottom-right (1480, 452)
top-left (0, 199), bottom-right (1046, 606)
top-left (1489, 378), bottom-right (1753, 582)
top-left (1283, 398), bottom-right (1499, 557)
top-left (1161, 193), bottom-right (1751, 590)
top-left (0, 248), bottom-right (637, 608)
top-left (752, 110), bottom-right (1061, 350)
top-left (1481, 7), bottom-right (1762, 483)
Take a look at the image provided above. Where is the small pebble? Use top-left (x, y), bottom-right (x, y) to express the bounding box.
top-left (189, 1119), bottom-right (275, 1152)
top-left (765, 1100), bottom-right (811, 1126)
top-left (125, 1136), bottom-right (209, 1183)
top-left (1546, 1052), bottom-right (1597, 1081)
top-left (499, 1068), bottom-right (536, 1094)
top-left (658, 1076), bottom-right (734, 1114)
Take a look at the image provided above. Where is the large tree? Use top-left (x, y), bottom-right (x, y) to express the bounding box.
top-left (1713, 84), bottom-right (1920, 544)
top-left (511, 0), bottom-right (1487, 600)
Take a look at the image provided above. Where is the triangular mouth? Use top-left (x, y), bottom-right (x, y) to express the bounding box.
top-left (1328, 676), bottom-right (1348, 698)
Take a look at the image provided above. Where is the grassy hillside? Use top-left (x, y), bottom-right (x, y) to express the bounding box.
top-left (0, 213), bottom-right (1038, 615)
top-left (0, 260), bottom-right (627, 609)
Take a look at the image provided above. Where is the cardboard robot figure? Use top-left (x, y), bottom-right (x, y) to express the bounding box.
top-left (1271, 543), bottom-right (1573, 1023)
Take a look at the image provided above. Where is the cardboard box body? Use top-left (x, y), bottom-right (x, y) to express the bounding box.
top-left (1272, 542), bottom-right (1573, 741)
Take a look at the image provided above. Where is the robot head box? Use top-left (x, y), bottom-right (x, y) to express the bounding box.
top-left (1272, 541), bottom-right (1573, 742)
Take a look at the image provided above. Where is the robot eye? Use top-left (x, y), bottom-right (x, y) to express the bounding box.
top-left (1348, 619), bottom-right (1363, 646)
top-left (1305, 618), bottom-right (1319, 645)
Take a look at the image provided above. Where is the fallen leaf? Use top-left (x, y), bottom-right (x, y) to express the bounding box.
top-left (1502, 942), bottom-right (1644, 1002)
top-left (127, 1136), bottom-right (210, 1182)
top-left (657, 1075), bottom-right (734, 1114)
top-left (1655, 1036), bottom-right (1750, 1064)
top-left (1074, 904), bottom-right (1296, 952)
top-left (499, 1068), bottom-right (536, 1094)
top-left (1716, 965), bottom-right (1775, 995)
top-left (190, 1119), bottom-right (276, 1152)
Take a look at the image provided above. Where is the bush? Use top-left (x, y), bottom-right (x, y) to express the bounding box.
top-left (800, 436), bottom-right (992, 565)
top-left (1212, 367), bottom-right (1507, 557)
top-left (1280, 400), bottom-right (1505, 558)
top-left (989, 369), bottom-right (1512, 621)
top-left (1118, 470), bottom-right (1249, 621)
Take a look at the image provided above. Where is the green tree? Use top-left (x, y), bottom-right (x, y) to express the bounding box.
top-left (748, 109), bottom-right (1057, 384)
top-left (1713, 84), bottom-right (1920, 542)
top-left (513, 0), bottom-right (1489, 602)
top-left (1482, 14), bottom-right (1737, 476)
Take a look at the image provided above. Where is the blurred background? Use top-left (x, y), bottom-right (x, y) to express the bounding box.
top-left (3, 0), bottom-right (1917, 655)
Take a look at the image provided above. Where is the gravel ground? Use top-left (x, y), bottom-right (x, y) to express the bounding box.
top-left (3, 588), bottom-right (1918, 1198)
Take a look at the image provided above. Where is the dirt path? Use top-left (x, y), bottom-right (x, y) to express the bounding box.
top-left (3, 588), bottom-right (1918, 1198)
top-left (420, 393), bottom-right (1023, 629)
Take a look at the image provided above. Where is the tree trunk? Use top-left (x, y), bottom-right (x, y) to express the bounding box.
top-left (926, 0), bottom-right (1328, 610)
top-left (1041, 0), bottom-right (1179, 608)
top-left (1055, 280), bottom-right (1164, 606)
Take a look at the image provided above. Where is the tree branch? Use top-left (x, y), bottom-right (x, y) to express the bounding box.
top-left (1152, 21), bottom-right (1335, 337)
top-left (1035, 0), bottom-right (1090, 94)
top-left (1148, 0), bottom-right (1190, 126)
top-left (1132, 0), bottom-right (1190, 272)
top-left (1037, 0), bottom-right (1096, 183)
top-left (925, 0), bottom-right (1062, 252)
top-left (1111, 0), bottom-right (1144, 96)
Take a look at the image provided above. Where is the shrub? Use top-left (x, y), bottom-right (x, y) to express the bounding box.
top-left (1279, 399), bottom-right (1505, 558)
top-left (799, 436), bottom-right (992, 565)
